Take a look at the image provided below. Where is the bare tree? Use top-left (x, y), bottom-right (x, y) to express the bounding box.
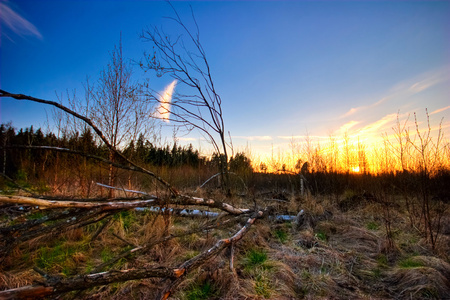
top-left (407, 110), bottom-right (445, 249)
top-left (139, 4), bottom-right (231, 191)
top-left (87, 36), bottom-right (153, 196)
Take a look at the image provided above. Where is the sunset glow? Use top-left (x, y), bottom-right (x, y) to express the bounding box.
top-left (248, 109), bottom-right (449, 175)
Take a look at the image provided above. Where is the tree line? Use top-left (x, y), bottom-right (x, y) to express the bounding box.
top-left (0, 124), bottom-right (187, 173)
top-left (0, 123), bottom-right (253, 186)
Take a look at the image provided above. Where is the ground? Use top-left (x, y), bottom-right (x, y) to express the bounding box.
top-left (1, 191), bottom-right (449, 299)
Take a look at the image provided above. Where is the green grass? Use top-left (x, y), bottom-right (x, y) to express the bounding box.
top-left (27, 211), bottom-right (46, 220)
top-left (369, 254), bottom-right (389, 279)
top-left (242, 249), bottom-right (268, 271)
top-left (314, 230), bottom-right (327, 241)
top-left (100, 247), bottom-right (115, 263)
top-left (376, 254), bottom-right (388, 267)
top-left (35, 241), bottom-right (83, 276)
top-left (177, 250), bottom-right (201, 262)
top-left (343, 189), bottom-right (357, 200)
top-left (99, 246), bottom-right (130, 269)
top-left (274, 229), bottom-right (288, 243)
top-left (372, 267), bottom-right (382, 278)
top-left (113, 210), bottom-right (136, 232)
top-left (419, 288), bottom-right (439, 299)
top-left (254, 274), bottom-right (272, 298)
top-left (85, 260), bottom-right (94, 273)
top-left (398, 257), bottom-right (424, 269)
top-left (241, 248), bottom-right (275, 297)
top-left (15, 170), bottom-right (31, 189)
top-left (301, 270), bottom-right (312, 280)
top-left (32, 181), bottom-right (51, 194)
top-left (366, 221), bottom-right (380, 231)
top-left (185, 282), bottom-right (217, 300)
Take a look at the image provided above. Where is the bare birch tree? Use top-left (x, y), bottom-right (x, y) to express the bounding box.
top-left (87, 37), bottom-right (153, 196)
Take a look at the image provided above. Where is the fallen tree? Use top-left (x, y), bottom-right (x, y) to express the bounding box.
top-left (0, 210), bottom-right (263, 300)
top-left (0, 90), bottom-right (275, 299)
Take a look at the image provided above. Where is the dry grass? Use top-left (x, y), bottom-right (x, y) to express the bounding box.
top-left (386, 257), bottom-right (450, 299)
top-left (1, 189), bottom-right (449, 300)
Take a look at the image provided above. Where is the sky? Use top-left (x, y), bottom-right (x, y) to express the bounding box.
top-left (1, 0), bottom-right (449, 162)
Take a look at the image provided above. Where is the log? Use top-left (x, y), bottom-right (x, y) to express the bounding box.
top-left (0, 208), bottom-right (109, 259)
top-left (96, 182), bottom-right (153, 196)
top-left (0, 267), bottom-right (180, 299)
top-left (0, 285), bottom-right (54, 300)
top-left (176, 195), bottom-right (251, 215)
top-left (0, 195), bottom-right (157, 209)
top-left (0, 211), bottom-right (263, 299)
top-left (157, 210), bottom-right (264, 300)
top-left (92, 213), bottom-right (242, 273)
top-left (0, 194), bottom-right (250, 216)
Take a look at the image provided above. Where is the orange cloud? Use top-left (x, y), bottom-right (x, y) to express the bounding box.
top-left (359, 113), bottom-right (398, 135)
top-left (339, 120), bottom-right (360, 133)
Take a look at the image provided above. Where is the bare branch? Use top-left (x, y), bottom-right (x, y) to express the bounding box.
top-left (0, 89), bottom-right (179, 196)
top-left (139, 6), bottom-right (231, 190)
top-left (157, 210), bottom-right (264, 299)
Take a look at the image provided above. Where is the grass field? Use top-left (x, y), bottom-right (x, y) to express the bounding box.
top-left (1, 182), bottom-right (449, 299)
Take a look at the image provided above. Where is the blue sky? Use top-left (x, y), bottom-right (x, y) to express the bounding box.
top-left (1, 0), bottom-right (449, 159)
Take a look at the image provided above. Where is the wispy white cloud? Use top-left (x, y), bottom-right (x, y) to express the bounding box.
top-left (340, 66), bottom-right (450, 119)
top-left (0, 1), bottom-right (43, 41)
top-left (153, 80), bottom-right (177, 122)
top-left (341, 107), bottom-right (360, 118)
top-left (429, 105), bottom-right (450, 115)
top-left (233, 135), bottom-right (272, 141)
top-left (333, 113), bottom-right (400, 144)
top-left (277, 135), bottom-right (328, 140)
top-left (408, 69), bottom-right (449, 94)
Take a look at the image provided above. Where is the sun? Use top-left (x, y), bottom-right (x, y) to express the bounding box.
top-left (352, 166), bottom-right (360, 173)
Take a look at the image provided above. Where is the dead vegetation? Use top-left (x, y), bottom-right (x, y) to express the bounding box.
top-left (1, 189), bottom-right (449, 300)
